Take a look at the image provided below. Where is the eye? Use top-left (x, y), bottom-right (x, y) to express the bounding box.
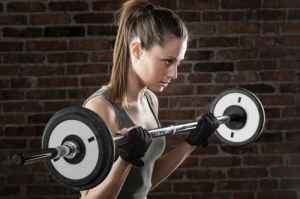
top-left (162, 59), bottom-right (174, 66)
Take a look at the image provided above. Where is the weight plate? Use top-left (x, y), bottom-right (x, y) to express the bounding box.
top-left (42, 106), bottom-right (114, 190)
top-left (210, 88), bottom-right (265, 145)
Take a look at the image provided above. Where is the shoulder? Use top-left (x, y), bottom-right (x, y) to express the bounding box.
top-left (83, 96), bottom-right (119, 135)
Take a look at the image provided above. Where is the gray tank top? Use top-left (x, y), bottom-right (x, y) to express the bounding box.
top-left (83, 86), bottom-right (166, 199)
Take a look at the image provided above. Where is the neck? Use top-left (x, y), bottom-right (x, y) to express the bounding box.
top-left (126, 66), bottom-right (146, 105)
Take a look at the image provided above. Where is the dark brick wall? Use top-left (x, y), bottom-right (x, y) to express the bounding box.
top-left (0, 0), bottom-right (299, 198)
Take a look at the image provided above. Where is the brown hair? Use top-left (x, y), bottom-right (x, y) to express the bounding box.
top-left (109, 0), bottom-right (188, 105)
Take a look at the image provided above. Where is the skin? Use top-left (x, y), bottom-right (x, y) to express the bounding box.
top-left (81, 35), bottom-right (196, 199)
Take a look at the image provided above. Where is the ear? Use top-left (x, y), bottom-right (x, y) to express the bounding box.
top-left (129, 37), bottom-right (142, 60)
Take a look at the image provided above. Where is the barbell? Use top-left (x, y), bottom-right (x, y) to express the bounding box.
top-left (12, 88), bottom-right (265, 191)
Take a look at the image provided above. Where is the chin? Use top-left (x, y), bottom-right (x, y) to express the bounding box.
top-left (148, 85), bottom-right (165, 93)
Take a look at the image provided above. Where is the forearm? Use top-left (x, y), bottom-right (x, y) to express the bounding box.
top-left (82, 157), bottom-right (132, 199)
top-left (151, 141), bottom-right (196, 189)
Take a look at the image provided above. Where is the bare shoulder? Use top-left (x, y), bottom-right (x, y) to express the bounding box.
top-left (145, 88), bottom-right (159, 115)
top-left (83, 96), bottom-right (119, 135)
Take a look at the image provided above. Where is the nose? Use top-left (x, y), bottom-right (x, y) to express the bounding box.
top-left (168, 64), bottom-right (178, 80)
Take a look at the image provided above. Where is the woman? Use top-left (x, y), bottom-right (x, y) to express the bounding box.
top-left (81, 0), bottom-right (219, 198)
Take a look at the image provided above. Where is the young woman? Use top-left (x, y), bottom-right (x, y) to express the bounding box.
top-left (81, 0), bottom-right (219, 198)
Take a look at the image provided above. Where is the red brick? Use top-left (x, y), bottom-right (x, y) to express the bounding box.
top-left (260, 179), bottom-right (279, 189)
top-left (281, 179), bottom-right (300, 189)
top-left (26, 89), bottom-right (66, 100)
top-left (260, 95), bottom-right (295, 106)
top-left (286, 131), bottom-right (300, 142)
top-left (7, 1), bottom-right (46, 12)
top-left (37, 77), bottom-right (78, 88)
top-left (69, 39), bottom-right (113, 50)
top-left (233, 192), bottom-right (255, 199)
top-left (217, 22), bottom-right (260, 34)
top-left (11, 78), bottom-right (34, 88)
top-left (87, 25), bottom-right (117, 36)
top-left (179, 0), bottom-right (219, 10)
top-left (169, 96), bottom-right (211, 108)
top-left (221, 0), bottom-right (261, 9)
top-left (80, 75), bottom-right (110, 87)
top-left (203, 11), bottom-right (245, 21)
top-left (185, 50), bottom-right (214, 61)
top-left (258, 132), bottom-right (282, 143)
top-left (257, 191), bottom-right (297, 199)
top-left (201, 156), bottom-right (241, 167)
top-left (161, 85), bottom-right (194, 96)
top-left (91, 51), bottom-right (113, 62)
top-left (196, 85), bottom-right (232, 95)
top-left (3, 27), bottom-right (43, 38)
top-left (4, 125), bottom-right (44, 137)
top-left (236, 60), bottom-right (276, 71)
top-left (173, 181), bottom-right (214, 192)
top-left (0, 185), bottom-right (21, 195)
top-left (177, 11), bottom-right (201, 22)
top-left (3, 53), bottom-right (45, 64)
top-left (67, 88), bottom-right (98, 100)
top-left (30, 14), bottom-right (71, 25)
top-left (267, 119), bottom-right (300, 130)
top-left (26, 40), bottom-right (67, 51)
top-left (0, 139), bottom-right (26, 149)
top-left (260, 71), bottom-right (296, 81)
top-left (188, 73), bottom-right (212, 83)
top-left (92, 0), bottom-right (122, 11)
top-left (217, 49), bottom-right (258, 60)
top-left (194, 62), bottom-right (234, 72)
top-left (228, 168), bottom-right (268, 178)
top-left (262, 143), bottom-right (300, 154)
top-left (232, 72), bottom-right (260, 82)
top-left (74, 13), bottom-right (114, 24)
top-left (0, 65), bottom-right (19, 76)
top-left (28, 113), bottom-right (52, 124)
top-left (186, 169), bottom-right (225, 179)
top-left (49, 1), bottom-right (88, 11)
top-left (3, 101), bottom-right (43, 113)
top-left (186, 23), bottom-right (216, 35)
top-left (263, 0), bottom-right (300, 8)
top-left (0, 90), bottom-right (24, 100)
top-left (282, 23), bottom-right (300, 34)
top-left (220, 145), bottom-right (258, 155)
top-left (47, 52), bottom-right (88, 63)
top-left (288, 155), bottom-right (300, 165)
top-left (66, 64), bottom-right (109, 75)
top-left (216, 180), bottom-right (258, 191)
top-left (262, 23), bottom-right (280, 34)
top-left (288, 10), bottom-right (300, 20)
top-left (21, 65), bottom-right (65, 77)
top-left (45, 26), bottom-right (85, 37)
top-left (0, 41), bottom-right (23, 52)
top-left (159, 110), bottom-right (195, 120)
top-left (0, 15), bottom-right (27, 25)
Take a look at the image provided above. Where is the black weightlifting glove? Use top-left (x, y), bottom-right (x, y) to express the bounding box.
top-left (185, 113), bottom-right (220, 147)
top-left (117, 126), bottom-right (152, 167)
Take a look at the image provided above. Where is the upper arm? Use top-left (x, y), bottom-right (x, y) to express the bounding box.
top-left (83, 96), bottom-right (119, 136)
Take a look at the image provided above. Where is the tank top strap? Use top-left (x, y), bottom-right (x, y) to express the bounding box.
top-left (144, 89), bottom-right (161, 128)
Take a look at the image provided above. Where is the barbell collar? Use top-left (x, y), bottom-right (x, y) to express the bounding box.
top-left (13, 142), bottom-right (79, 165)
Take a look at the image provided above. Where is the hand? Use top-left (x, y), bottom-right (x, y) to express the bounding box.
top-left (117, 126), bottom-right (152, 167)
top-left (185, 113), bottom-right (220, 147)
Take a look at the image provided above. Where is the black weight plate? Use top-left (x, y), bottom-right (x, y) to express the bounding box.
top-left (42, 106), bottom-right (114, 190)
top-left (209, 88), bottom-right (265, 146)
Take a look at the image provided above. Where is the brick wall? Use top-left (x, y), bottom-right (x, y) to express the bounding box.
top-left (0, 0), bottom-right (299, 198)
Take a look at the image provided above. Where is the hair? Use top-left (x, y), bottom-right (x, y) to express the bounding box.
top-left (108, 0), bottom-right (188, 105)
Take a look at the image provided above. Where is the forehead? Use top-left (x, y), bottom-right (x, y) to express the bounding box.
top-left (147, 37), bottom-right (187, 60)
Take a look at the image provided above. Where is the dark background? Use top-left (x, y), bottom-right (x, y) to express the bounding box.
top-left (0, 0), bottom-right (299, 198)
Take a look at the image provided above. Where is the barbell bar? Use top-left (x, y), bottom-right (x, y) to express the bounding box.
top-left (12, 88), bottom-right (266, 191)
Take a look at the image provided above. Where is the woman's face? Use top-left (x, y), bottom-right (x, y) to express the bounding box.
top-left (131, 36), bottom-right (187, 92)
